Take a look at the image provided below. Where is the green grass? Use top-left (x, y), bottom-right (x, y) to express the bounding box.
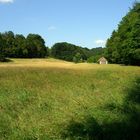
top-left (0, 59), bottom-right (140, 140)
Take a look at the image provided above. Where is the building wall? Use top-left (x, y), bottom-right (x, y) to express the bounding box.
top-left (100, 61), bottom-right (108, 64)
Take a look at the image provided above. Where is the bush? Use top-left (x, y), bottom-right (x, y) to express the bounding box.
top-left (87, 55), bottom-right (101, 63)
top-left (87, 56), bottom-right (95, 63)
top-left (73, 53), bottom-right (82, 63)
top-left (0, 54), bottom-right (6, 62)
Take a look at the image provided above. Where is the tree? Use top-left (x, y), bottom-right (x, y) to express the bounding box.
top-left (0, 33), bottom-right (6, 62)
top-left (105, 2), bottom-right (140, 65)
top-left (87, 55), bottom-right (101, 63)
top-left (1, 31), bottom-right (15, 57)
top-left (73, 52), bottom-right (82, 63)
top-left (0, 31), bottom-right (48, 58)
top-left (51, 42), bottom-right (86, 61)
top-left (14, 34), bottom-right (26, 58)
top-left (26, 34), bottom-right (47, 58)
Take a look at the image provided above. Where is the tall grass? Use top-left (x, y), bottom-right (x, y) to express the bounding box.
top-left (0, 59), bottom-right (140, 139)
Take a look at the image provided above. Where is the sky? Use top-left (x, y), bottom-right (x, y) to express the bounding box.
top-left (0, 0), bottom-right (139, 48)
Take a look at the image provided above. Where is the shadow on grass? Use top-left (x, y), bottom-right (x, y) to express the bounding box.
top-left (0, 58), bottom-right (12, 63)
top-left (62, 78), bottom-right (140, 140)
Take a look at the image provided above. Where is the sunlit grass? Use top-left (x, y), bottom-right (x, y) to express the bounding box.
top-left (0, 59), bottom-right (140, 139)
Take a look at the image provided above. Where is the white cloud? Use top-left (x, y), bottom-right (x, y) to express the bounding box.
top-left (95, 39), bottom-right (106, 47)
top-left (0, 0), bottom-right (14, 3)
top-left (48, 26), bottom-right (56, 31)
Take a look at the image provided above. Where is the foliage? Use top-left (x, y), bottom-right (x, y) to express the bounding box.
top-left (26, 34), bottom-right (47, 58)
top-left (0, 33), bottom-right (6, 62)
top-left (105, 2), bottom-right (140, 65)
top-left (87, 55), bottom-right (102, 63)
top-left (0, 54), bottom-right (6, 62)
top-left (87, 56), bottom-right (95, 63)
top-left (73, 52), bottom-right (82, 63)
top-left (0, 31), bottom-right (105, 61)
top-left (51, 42), bottom-right (87, 61)
top-left (90, 47), bottom-right (105, 56)
top-left (51, 42), bottom-right (105, 62)
top-left (0, 31), bottom-right (48, 58)
top-left (87, 47), bottom-right (105, 63)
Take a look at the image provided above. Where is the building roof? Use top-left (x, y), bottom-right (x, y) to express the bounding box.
top-left (98, 57), bottom-right (108, 62)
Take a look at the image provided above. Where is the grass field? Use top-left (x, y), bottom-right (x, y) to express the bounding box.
top-left (0, 59), bottom-right (140, 140)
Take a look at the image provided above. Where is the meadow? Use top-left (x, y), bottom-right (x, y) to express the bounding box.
top-left (0, 59), bottom-right (140, 140)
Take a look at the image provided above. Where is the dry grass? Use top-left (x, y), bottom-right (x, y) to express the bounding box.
top-left (0, 58), bottom-right (136, 70)
top-left (0, 59), bottom-right (140, 139)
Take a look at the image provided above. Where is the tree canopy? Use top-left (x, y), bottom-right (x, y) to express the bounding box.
top-left (0, 31), bottom-right (48, 59)
top-left (51, 42), bottom-right (88, 61)
top-left (105, 2), bottom-right (140, 65)
top-left (0, 31), bottom-right (105, 62)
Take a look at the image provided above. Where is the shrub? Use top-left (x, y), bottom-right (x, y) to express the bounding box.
top-left (73, 53), bottom-right (82, 63)
top-left (0, 54), bottom-right (6, 62)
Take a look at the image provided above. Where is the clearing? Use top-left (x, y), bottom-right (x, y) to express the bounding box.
top-left (0, 59), bottom-right (140, 140)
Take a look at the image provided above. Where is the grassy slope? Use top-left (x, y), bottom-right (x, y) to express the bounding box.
top-left (0, 59), bottom-right (140, 140)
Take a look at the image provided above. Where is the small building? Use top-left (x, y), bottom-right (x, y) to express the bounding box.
top-left (98, 57), bottom-right (108, 64)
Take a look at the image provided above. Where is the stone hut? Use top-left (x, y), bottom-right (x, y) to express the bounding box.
top-left (98, 57), bottom-right (108, 64)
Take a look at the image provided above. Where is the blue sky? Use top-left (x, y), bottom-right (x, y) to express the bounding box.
top-left (0, 0), bottom-right (138, 48)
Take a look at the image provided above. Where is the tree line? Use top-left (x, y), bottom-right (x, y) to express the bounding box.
top-left (51, 42), bottom-right (105, 63)
top-left (0, 31), bottom-right (48, 61)
top-left (105, 2), bottom-right (140, 66)
top-left (0, 31), bottom-right (104, 63)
